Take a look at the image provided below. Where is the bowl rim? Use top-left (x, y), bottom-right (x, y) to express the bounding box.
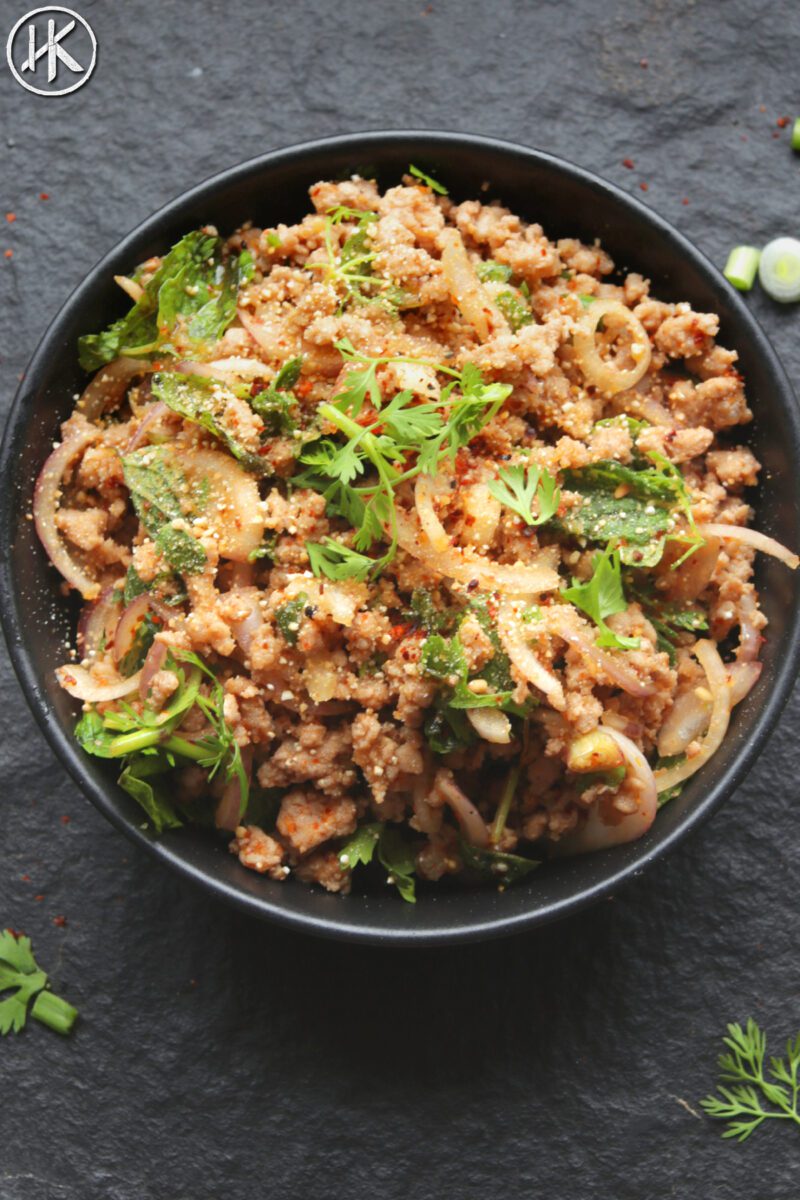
top-left (2, 128), bottom-right (799, 946)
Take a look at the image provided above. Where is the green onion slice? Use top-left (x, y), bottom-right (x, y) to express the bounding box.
top-left (758, 237), bottom-right (800, 303)
top-left (723, 246), bottom-right (760, 292)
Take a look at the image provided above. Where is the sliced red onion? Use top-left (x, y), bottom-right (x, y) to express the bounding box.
top-left (434, 770), bottom-right (490, 848)
top-left (557, 727), bottom-right (657, 855)
top-left (736, 592), bottom-right (762, 663)
top-left (123, 401), bottom-right (169, 453)
top-left (228, 590), bottom-right (264, 655)
top-left (215, 747), bottom-right (253, 831)
top-left (698, 523), bottom-right (799, 570)
top-left (76, 357), bottom-right (151, 422)
top-left (34, 426), bottom-right (102, 599)
top-left (113, 594), bottom-right (151, 663)
top-left (139, 638), bottom-right (168, 700)
top-left (237, 307), bottom-right (275, 356)
top-left (77, 586), bottom-right (122, 658)
top-left (549, 613), bottom-right (656, 698)
top-left (728, 660), bottom-right (762, 706)
top-left (56, 663), bottom-right (143, 701)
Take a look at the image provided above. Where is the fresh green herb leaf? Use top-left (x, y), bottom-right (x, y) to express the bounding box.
top-left (266, 231), bottom-right (282, 249)
top-left (409, 589), bottom-right (456, 634)
top-left (408, 164), bottom-right (448, 195)
top-left (118, 611), bottom-right (158, 677)
top-left (423, 703), bottom-right (476, 755)
top-left (151, 372), bottom-right (269, 474)
top-left (74, 709), bottom-right (117, 758)
top-left (576, 765), bottom-right (627, 792)
top-left (337, 823), bottom-right (417, 903)
top-left (247, 531), bottom-right (278, 563)
top-left (562, 544), bottom-right (640, 650)
top-left (338, 823), bottom-right (381, 869)
top-left (121, 446), bottom-right (207, 575)
top-left (0, 930), bottom-right (78, 1036)
top-left (496, 289), bottom-right (534, 331)
top-left (700, 1019), bottom-right (800, 1142)
top-left (123, 565), bottom-right (148, 605)
top-left (459, 838), bottom-right (540, 887)
top-left (475, 260), bottom-right (513, 283)
top-left (564, 460), bottom-right (682, 505)
top-left (119, 757), bottom-right (183, 833)
top-left (578, 294), bottom-right (596, 308)
top-left (306, 539), bottom-right (377, 582)
top-left (274, 593), bottom-right (308, 646)
top-left (489, 463), bottom-right (560, 527)
top-left (78, 232), bottom-right (247, 371)
top-left (376, 826), bottom-right (417, 902)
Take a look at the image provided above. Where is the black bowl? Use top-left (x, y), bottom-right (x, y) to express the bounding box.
top-left (2, 131), bottom-right (799, 945)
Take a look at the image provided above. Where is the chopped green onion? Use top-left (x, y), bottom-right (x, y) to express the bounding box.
top-left (792, 117), bottom-right (800, 152)
top-left (723, 245), bottom-right (760, 291)
top-left (758, 237), bottom-right (800, 303)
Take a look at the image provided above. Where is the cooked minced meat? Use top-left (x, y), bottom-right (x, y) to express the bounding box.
top-left (41, 169), bottom-right (797, 902)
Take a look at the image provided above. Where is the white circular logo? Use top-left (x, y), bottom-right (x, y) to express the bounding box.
top-left (6, 6), bottom-right (96, 96)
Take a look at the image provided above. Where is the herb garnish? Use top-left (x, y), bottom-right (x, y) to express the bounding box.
top-left (0, 930), bottom-right (78, 1036)
top-left (338, 823), bottom-right (417, 902)
top-left (299, 341), bottom-right (512, 580)
top-left (408, 164), bottom-right (448, 194)
top-left (151, 372), bottom-right (269, 474)
top-left (78, 231), bottom-right (253, 371)
top-left (489, 463), bottom-right (560, 527)
top-left (561, 544), bottom-right (640, 651)
top-left (701, 1019), bottom-right (800, 1142)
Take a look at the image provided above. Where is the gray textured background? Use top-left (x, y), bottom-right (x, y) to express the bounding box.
top-left (1, 0), bottom-right (799, 1196)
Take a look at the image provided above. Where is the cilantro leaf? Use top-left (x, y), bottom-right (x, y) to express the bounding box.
top-left (0, 930), bottom-right (78, 1037)
top-left (408, 164), bottom-right (448, 195)
top-left (423, 703), bottom-right (477, 754)
top-left (338, 823), bottom-right (381, 869)
top-left (338, 823), bottom-right (417, 902)
top-left (489, 463), bottom-right (560, 526)
top-left (376, 827), bottom-right (417, 903)
top-left (306, 539), bottom-right (377, 582)
top-left (562, 545), bottom-right (640, 650)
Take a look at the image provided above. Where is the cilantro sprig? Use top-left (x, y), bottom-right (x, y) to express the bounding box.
top-left (300, 341), bottom-right (512, 580)
top-left (75, 649), bottom-right (248, 830)
top-left (0, 930), bottom-right (77, 1036)
top-left (489, 463), bottom-right (560, 527)
top-left (701, 1019), bottom-right (800, 1142)
top-left (561, 544), bottom-right (640, 651)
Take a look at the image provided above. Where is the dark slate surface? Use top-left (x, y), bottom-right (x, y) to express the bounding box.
top-left (1, 0), bottom-right (799, 1195)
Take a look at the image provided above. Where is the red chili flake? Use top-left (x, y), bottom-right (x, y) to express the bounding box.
top-left (5, 213), bottom-right (16, 223)
top-left (391, 622), bottom-right (411, 640)
top-left (640, 57), bottom-right (648, 68)
top-left (777, 116), bottom-right (790, 128)
top-left (759, 104), bottom-right (766, 113)
top-left (4, 249), bottom-right (12, 259)
top-left (296, 379), bottom-right (313, 398)
top-left (622, 157), bottom-right (635, 169)
top-left (34, 894), bottom-right (45, 902)
top-left (639, 182), bottom-right (649, 192)
top-left (39, 192), bottom-right (49, 200)
top-left (681, 197), bottom-right (690, 205)
top-left (53, 915), bottom-right (67, 928)
top-left (249, 379), bottom-right (266, 397)
top-left (60, 814), bottom-right (71, 824)
top-left (21, 873), bottom-right (30, 882)
top-left (740, 134), bottom-right (749, 142)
